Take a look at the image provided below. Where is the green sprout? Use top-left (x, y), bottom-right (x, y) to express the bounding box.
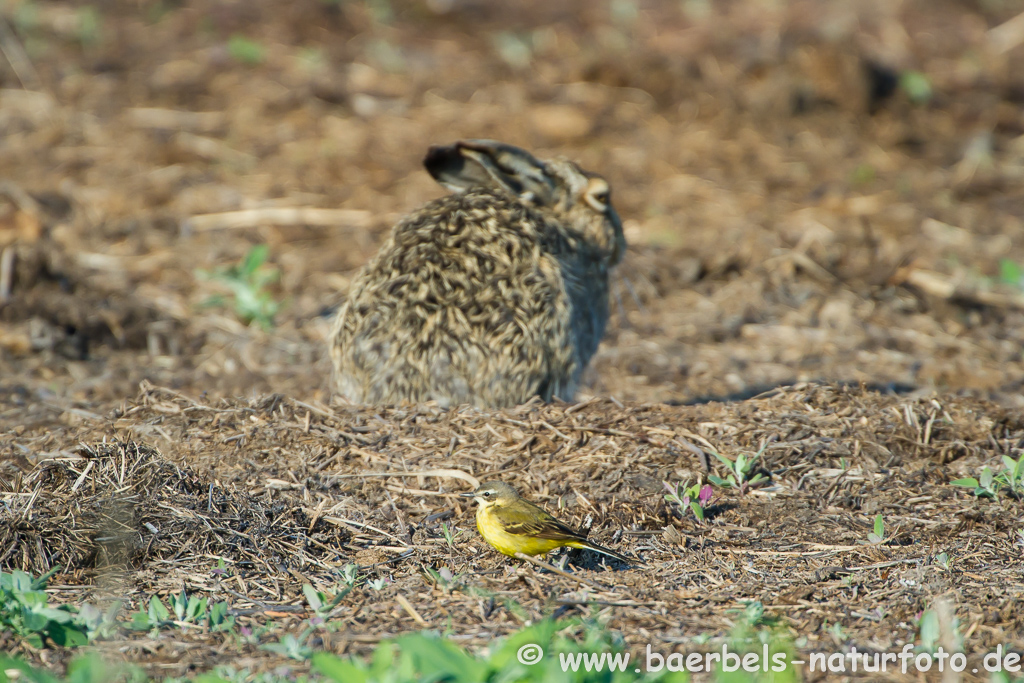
top-left (708, 444), bottom-right (767, 493)
top-left (899, 70), bottom-right (932, 104)
top-left (198, 244), bottom-right (282, 330)
top-left (440, 522), bottom-right (465, 550)
top-left (663, 481), bottom-right (713, 523)
top-left (867, 514), bottom-right (885, 545)
top-left (952, 456), bottom-right (1023, 499)
top-left (228, 35), bottom-right (266, 65)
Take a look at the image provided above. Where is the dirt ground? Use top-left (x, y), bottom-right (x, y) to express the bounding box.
top-left (1, 0), bottom-right (1024, 680)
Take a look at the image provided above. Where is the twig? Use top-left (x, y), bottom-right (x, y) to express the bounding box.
top-left (183, 207), bottom-right (374, 233)
top-left (395, 594), bottom-right (428, 627)
top-left (321, 516), bottom-right (408, 545)
top-left (0, 16), bottom-right (41, 91)
top-left (126, 107), bottom-right (225, 133)
top-left (673, 438), bottom-right (710, 472)
top-left (385, 483), bottom-right (467, 497)
top-left (327, 469), bottom-right (480, 489)
top-left (893, 267), bottom-right (1024, 312)
top-left (989, 10), bottom-right (1024, 54)
top-left (0, 246), bottom-right (14, 302)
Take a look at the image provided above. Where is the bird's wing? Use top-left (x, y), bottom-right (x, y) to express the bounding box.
top-left (497, 504), bottom-right (586, 542)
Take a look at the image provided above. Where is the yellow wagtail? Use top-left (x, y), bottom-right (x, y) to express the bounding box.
top-left (461, 481), bottom-right (633, 564)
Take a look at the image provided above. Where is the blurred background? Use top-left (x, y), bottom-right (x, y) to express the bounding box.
top-left (2, 0), bottom-right (1024, 409)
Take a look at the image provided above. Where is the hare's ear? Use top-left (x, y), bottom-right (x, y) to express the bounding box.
top-left (424, 140), bottom-right (556, 205)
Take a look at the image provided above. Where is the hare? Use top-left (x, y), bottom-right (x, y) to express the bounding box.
top-left (329, 140), bottom-right (625, 408)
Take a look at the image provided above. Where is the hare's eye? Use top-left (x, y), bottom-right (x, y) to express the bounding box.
top-left (584, 179), bottom-right (611, 212)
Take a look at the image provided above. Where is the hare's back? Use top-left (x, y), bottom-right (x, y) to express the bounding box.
top-left (333, 190), bottom-right (576, 406)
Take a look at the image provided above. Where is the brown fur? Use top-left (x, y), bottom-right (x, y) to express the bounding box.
top-left (329, 140), bottom-right (625, 408)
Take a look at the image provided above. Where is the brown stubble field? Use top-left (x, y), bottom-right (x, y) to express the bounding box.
top-left (1, 0), bottom-right (1024, 679)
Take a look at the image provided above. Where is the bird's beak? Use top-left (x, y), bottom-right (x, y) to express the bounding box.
top-left (459, 492), bottom-right (476, 498)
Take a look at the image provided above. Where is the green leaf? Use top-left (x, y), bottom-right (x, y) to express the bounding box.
top-left (873, 514), bottom-right (884, 539)
top-left (707, 475), bottom-right (728, 487)
top-left (208, 602), bottom-right (234, 632)
top-left (312, 652), bottom-right (369, 683)
top-left (980, 467), bottom-right (994, 491)
top-left (228, 35), bottom-right (266, 65)
top-left (711, 451), bottom-right (734, 469)
top-left (368, 641), bottom-right (398, 677)
top-left (999, 259), bottom-right (1022, 288)
top-left (186, 596), bottom-right (207, 622)
top-left (689, 501), bottom-right (704, 522)
top-left (951, 478), bottom-right (979, 488)
top-left (148, 595), bottom-right (170, 623)
top-left (918, 609), bottom-right (940, 650)
top-left (900, 70), bottom-right (933, 104)
top-left (11, 570), bottom-right (34, 593)
top-left (489, 618), bottom-right (565, 676)
top-left (49, 624), bottom-right (88, 648)
top-left (396, 634), bottom-right (488, 683)
top-left (1003, 455), bottom-right (1022, 479)
top-left (302, 584), bottom-right (323, 612)
top-left (242, 244), bottom-right (269, 275)
top-left (172, 592), bottom-right (187, 621)
top-left (30, 567), bottom-right (61, 591)
top-left (127, 611), bottom-right (153, 631)
top-left (0, 656), bottom-right (61, 683)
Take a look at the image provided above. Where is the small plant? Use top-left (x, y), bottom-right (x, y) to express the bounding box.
top-left (75, 6), bottom-right (102, 47)
top-left (302, 583), bottom-right (351, 620)
top-left (915, 606), bottom-right (961, 655)
top-left (424, 566), bottom-right (463, 593)
top-left (312, 617), bottom-right (689, 683)
top-left (440, 522), bottom-right (465, 549)
top-left (952, 456), bottom-right (1024, 499)
top-left (999, 259), bottom-right (1024, 290)
top-left (1000, 455), bottom-right (1024, 496)
top-left (171, 590), bottom-right (211, 630)
top-left (1, 652), bottom-right (145, 682)
top-left (708, 444), bottom-right (767, 493)
top-left (340, 563), bottom-right (358, 587)
top-left (367, 576), bottom-right (391, 591)
top-left (198, 244), bottom-right (282, 330)
top-left (725, 601), bottom-right (799, 683)
top-left (127, 592), bottom-right (233, 635)
top-left (849, 163), bottom-right (876, 187)
top-left (663, 481), bottom-right (713, 523)
top-left (228, 35), bottom-right (266, 65)
top-left (262, 630), bottom-right (315, 661)
top-left (127, 595), bottom-right (173, 634)
top-left (0, 567), bottom-right (95, 648)
top-left (867, 514), bottom-right (885, 545)
top-left (491, 31), bottom-right (532, 70)
top-left (899, 70), bottom-right (933, 104)
top-left (935, 552), bottom-right (950, 570)
top-left (208, 600), bottom-right (235, 633)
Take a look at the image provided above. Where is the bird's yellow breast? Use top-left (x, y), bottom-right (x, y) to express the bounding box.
top-left (476, 506), bottom-right (565, 557)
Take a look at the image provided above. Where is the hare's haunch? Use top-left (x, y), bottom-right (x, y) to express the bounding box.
top-left (329, 140), bottom-right (625, 408)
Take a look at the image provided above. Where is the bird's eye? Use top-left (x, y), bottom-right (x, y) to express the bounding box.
top-left (482, 491), bottom-right (492, 498)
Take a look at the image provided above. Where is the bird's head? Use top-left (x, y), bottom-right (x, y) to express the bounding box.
top-left (461, 481), bottom-right (519, 509)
